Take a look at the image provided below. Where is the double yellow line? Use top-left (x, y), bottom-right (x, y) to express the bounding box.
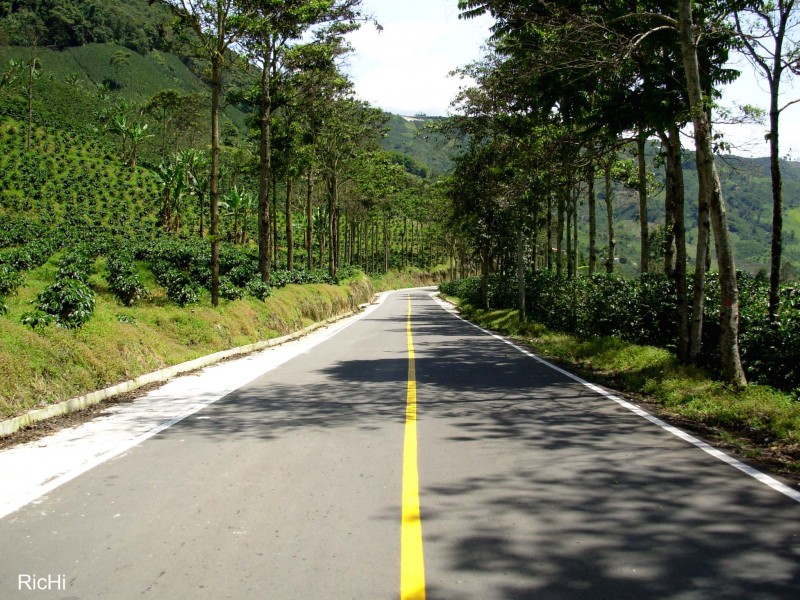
top-left (401, 294), bottom-right (426, 600)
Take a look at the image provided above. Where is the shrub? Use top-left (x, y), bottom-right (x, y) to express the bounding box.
top-left (34, 277), bottom-right (95, 328)
top-left (107, 254), bottom-right (149, 306)
top-left (441, 270), bottom-right (800, 393)
top-left (0, 264), bottom-right (22, 295)
top-left (21, 310), bottom-right (55, 329)
top-left (158, 268), bottom-right (199, 306)
top-left (56, 248), bottom-right (93, 283)
top-left (219, 276), bottom-right (244, 301)
top-left (246, 278), bottom-right (271, 300)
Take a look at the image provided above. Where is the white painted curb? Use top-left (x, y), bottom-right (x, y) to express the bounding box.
top-left (0, 309), bottom-right (363, 438)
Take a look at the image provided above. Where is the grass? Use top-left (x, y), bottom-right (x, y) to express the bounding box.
top-left (0, 264), bottom-right (443, 421)
top-left (449, 298), bottom-right (800, 474)
top-left (0, 259), bottom-right (377, 419)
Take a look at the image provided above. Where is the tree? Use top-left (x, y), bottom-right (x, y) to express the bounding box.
top-left (677, 0), bottom-right (747, 387)
top-left (315, 97), bottom-right (386, 276)
top-left (7, 8), bottom-right (45, 150)
top-left (109, 49), bottom-right (132, 88)
top-left (239, 0), bottom-right (367, 280)
top-left (127, 122), bottom-right (152, 167)
top-left (734, 0), bottom-right (800, 324)
top-left (108, 114), bottom-right (131, 163)
top-left (153, 157), bottom-right (187, 234)
top-left (155, 0), bottom-right (255, 306)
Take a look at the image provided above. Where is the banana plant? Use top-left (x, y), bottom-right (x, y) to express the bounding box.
top-left (153, 158), bottom-right (186, 234)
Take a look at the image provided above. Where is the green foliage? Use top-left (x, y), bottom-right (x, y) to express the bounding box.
top-left (0, 0), bottom-right (175, 53)
top-left (31, 277), bottom-right (96, 329)
top-left (269, 269), bottom-right (337, 288)
top-left (0, 264), bottom-right (23, 296)
top-left (107, 254), bottom-right (149, 306)
top-left (442, 271), bottom-right (800, 393)
top-left (382, 114), bottom-right (457, 177)
top-left (157, 269), bottom-right (200, 306)
top-left (219, 276), bottom-right (244, 301)
top-left (56, 248), bottom-right (93, 283)
top-left (245, 278), bottom-right (271, 300)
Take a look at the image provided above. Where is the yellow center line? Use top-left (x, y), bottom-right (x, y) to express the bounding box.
top-left (401, 294), bottom-right (426, 600)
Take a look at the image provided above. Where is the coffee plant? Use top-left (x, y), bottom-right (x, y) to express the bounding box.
top-left (31, 277), bottom-right (96, 329)
top-left (245, 278), bottom-right (271, 300)
top-left (107, 254), bottom-right (149, 306)
top-left (440, 271), bottom-right (800, 393)
top-left (0, 264), bottom-right (22, 296)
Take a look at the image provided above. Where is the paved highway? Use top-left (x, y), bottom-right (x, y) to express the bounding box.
top-left (1, 289), bottom-right (799, 599)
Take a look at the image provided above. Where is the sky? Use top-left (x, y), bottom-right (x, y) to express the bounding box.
top-left (343, 0), bottom-right (492, 117)
top-left (343, 0), bottom-right (800, 159)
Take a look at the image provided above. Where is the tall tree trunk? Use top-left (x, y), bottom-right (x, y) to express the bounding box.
top-left (335, 207), bottom-right (341, 274)
top-left (768, 82), bottom-right (783, 325)
top-left (318, 207), bottom-right (325, 269)
top-left (679, 0), bottom-right (746, 387)
top-left (480, 244), bottom-right (490, 310)
top-left (271, 176), bottom-right (278, 268)
top-left (689, 176), bottom-right (711, 363)
top-left (662, 122), bottom-right (689, 362)
top-left (209, 59), bottom-right (221, 307)
top-left (532, 194), bottom-right (540, 272)
top-left (572, 187), bottom-right (578, 277)
top-left (306, 169), bottom-right (313, 271)
top-left (661, 131), bottom-right (677, 278)
top-left (637, 130), bottom-right (649, 274)
top-left (588, 160), bottom-right (597, 275)
top-left (286, 175), bottom-right (294, 271)
top-left (566, 194), bottom-right (573, 278)
top-left (517, 226), bottom-right (526, 321)
top-left (604, 159), bottom-right (615, 273)
top-left (257, 52), bottom-right (272, 282)
top-left (547, 192), bottom-right (553, 271)
top-left (327, 176), bottom-right (336, 277)
top-left (556, 188), bottom-right (565, 277)
top-left (383, 214), bottom-right (389, 273)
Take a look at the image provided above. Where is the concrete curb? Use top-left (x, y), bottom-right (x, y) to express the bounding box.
top-left (0, 307), bottom-right (367, 438)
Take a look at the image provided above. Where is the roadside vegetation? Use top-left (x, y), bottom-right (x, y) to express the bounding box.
top-left (0, 260), bottom-right (438, 420)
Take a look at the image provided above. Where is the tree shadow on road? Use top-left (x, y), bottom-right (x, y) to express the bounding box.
top-left (161, 292), bottom-right (800, 599)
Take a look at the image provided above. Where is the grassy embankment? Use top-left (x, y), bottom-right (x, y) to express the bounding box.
top-left (0, 261), bottom-right (435, 420)
top-left (444, 297), bottom-right (800, 474)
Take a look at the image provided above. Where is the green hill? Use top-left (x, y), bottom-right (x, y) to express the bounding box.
top-left (382, 113), bottom-right (459, 178)
top-left (594, 147), bottom-right (800, 276)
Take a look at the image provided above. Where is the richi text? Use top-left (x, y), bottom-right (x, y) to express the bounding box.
top-left (18, 574), bottom-right (67, 591)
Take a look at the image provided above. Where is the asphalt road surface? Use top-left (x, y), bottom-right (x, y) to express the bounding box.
top-left (1, 289), bottom-right (800, 599)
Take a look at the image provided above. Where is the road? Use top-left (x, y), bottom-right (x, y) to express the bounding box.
top-left (1, 288), bottom-right (799, 599)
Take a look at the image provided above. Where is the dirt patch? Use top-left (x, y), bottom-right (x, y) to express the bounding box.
top-left (0, 381), bottom-right (163, 450)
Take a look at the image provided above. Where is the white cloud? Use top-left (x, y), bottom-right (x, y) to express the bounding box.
top-left (344, 1), bottom-right (491, 116)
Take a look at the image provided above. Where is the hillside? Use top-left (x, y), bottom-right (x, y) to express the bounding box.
top-left (382, 114), bottom-right (459, 177)
top-left (1, 0), bottom-right (798, 276)
top-left (594, 147), bottom-right (800, 276)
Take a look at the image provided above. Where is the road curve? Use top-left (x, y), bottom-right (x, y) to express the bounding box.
top-left (1, 288), bottom-right (799, 599)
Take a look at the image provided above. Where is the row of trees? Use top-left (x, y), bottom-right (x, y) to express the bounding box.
top-left (141, 0), bottom-right (452, 304)
top-left (445, 0), bottom-right (800, 388)
top-left (2, 2), bottom-right (454, 303)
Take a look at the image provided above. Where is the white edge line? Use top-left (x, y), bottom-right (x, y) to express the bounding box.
top-left (429, 292), bottom-right (800, 504)
top-left (1, 291), bottom-right (395, 520)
